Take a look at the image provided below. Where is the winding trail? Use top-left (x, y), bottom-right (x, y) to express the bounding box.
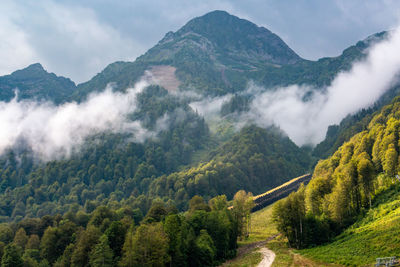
top-left (220, 234), bottom-right (278, 267)
top-left (257, 247), bottom-right (276, 267)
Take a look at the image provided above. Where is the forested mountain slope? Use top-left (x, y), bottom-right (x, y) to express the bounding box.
top-left (0, 10), bottom-right (392, 225)
top-left (274, 95), bottom-right (400, 249)
top-left (0, 123), bottom-right (310, 221)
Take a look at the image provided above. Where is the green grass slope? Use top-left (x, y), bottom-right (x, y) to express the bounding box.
top-left (300, 184), bottom-right (400, 266)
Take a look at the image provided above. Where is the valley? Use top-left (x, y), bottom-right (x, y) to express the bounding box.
top-left (0, 8), bottom-right (399, 267)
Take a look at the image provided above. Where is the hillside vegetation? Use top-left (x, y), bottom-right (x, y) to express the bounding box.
top-left (274, 96), bottom-right (400, 250)
top-left (0, 111), bottom-right (310, 221)
top-left (0, 9), bottom-right (399, 267)
top-left (300, 184), bottom-right (400, 266)
top-left (0, 192), bottom-right (255, 266)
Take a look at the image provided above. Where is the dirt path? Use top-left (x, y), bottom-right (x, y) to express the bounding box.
top-left (257, 247), bottom-right (276, 267)
top-left (221, 234), bottom-right (279, 267)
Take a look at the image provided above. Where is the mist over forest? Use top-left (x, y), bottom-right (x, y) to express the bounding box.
top-left (0, 6), bottom-right (400, 267)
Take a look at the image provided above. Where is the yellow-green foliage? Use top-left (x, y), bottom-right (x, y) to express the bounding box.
top-left (273, 98), bottom-right (400, 251)
top-left (300, 184), bottom-right (400, 266)
top-left (306, 99), bottom-right (400, 223)
top-left (148, 126), bottom-right (310, 210)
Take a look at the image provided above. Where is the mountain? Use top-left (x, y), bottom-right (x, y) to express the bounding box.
top-left (0, 9), bottom-right (398, 267)
top-left (0, 11), bottom-right (391, 223)
top-left (0, 63), bottom-right (76, 103)
top-left (145, 10), bottom-right (302, 67)
top-left (312, 31), bottom-right (397, 159)
top-left (1, 11), bottom-right (383, 103)
top-left (75, 12), bottom-right (386, 101)
top-left (75, 10), bottom-right (305, 98)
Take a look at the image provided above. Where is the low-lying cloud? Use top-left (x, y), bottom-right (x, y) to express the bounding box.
top-left (243, 27), bottom-right (400, 146)
top-left (2, 24), bottom-right (400, 163)
top-left (189, 94), bottom-right (232, 119)
top-left (0, 80), bottom-right (150, 161)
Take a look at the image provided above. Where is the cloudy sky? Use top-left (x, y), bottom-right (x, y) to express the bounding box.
top-left (1, 0), bottom-right (400, 83)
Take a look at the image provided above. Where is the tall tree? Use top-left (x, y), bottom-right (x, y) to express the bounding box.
top-left (119, 227), bottom-right (135, 267)
top-left (104, 221), bottom-right (126, 259)
top-left (13, 228), bottom-right (28, 249)
top-left (89, 235), bottom-right (113, 267)
top-left (123, 223), bottom-right (169, 267)
top-left (71, 226), bottom-right (101, 267)
top-left (2, 244), bottom-right (23, 267)
top-left (232, 190), bottom-right (254, 239)
top-left (26, 235), bottom-right (40, 250)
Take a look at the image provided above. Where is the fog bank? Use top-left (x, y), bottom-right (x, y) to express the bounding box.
top-left (0, 80), bottom-right (150, 161)
top-left (246, 28), bottom-right (400, 145)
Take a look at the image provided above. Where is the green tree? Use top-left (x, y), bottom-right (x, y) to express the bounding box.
top-left (40, 221), bottom-right (77, 264)
top-left (26, 235), bottom-right (40, 250)
top-left (164, 214), bottom-right (186, 266)
top-left (383, 144), bottom-right (398, 177)
top-left (0, 224), bottom-right (14, 243)
top-left (143, 202), bottom-right (168, 223)
top-left (273, 185), bottom-right (306, 249)
top-left (194, 229), bottom-right (216, 267)
top-left (40, 227), bottom-right (59, 264)
top-left (53, 243), bottom-right (74, 267)
top-left (357, 156), bottom-right (375, 208)
top-left (189, 195), bottom-right (210, 213)
top-left (71, 226), bottom-right (101, 267)
top-left (89, 235), bottom-right (113, 267)
top-left (204, 210), bottom-right (232, 259)
top-left (208, 195), bottom-right (228, 211)
top-left (2, 244), bottom-right (23, 267)
top-left (13, 228), bottom-right (28, 249)
top-left (124, 223), bottom-right (169, 267)
top-left (104, 221), bottom-right (126, 259)
top-left (232, 190), bottom-right (254, 239)
top-left (119, 227), bottom-right (135, 267)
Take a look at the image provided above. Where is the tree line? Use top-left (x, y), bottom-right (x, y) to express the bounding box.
top-left (0, 191), bottom-right (253, 266)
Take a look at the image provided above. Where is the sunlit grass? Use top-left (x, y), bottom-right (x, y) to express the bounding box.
top-left (243, 205), bottom-right (279, 244)
top-left (223, 249), bottom-right (263, 267)
top-left (300, 185), bottom-right (400, 266)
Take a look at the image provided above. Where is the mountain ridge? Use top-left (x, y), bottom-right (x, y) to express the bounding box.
top-left (0, 11), bottom-right (388, 103)
top-left (75, 10), bottom-right (383, 99)
top-left (0, 63), bottom-right (76, 104)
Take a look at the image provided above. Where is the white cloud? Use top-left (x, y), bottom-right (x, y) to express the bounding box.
top-left (0, 80), bottom-right (150, 161)
top-left (246, 27), bottom-right (400, 146)
top-left (0, 0), bottom-right (141, 83)
top-left (189, 94), bottom-right (232, 119)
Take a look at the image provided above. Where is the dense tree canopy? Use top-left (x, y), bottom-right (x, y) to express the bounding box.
top-left (274, 97), bottom-right (400, 248)
top-left (0, 194), bottom-right (244, 266)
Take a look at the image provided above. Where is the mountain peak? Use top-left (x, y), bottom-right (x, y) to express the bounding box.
top-left (26, 63), bottom-right (44, 71)
top-left (0, 63), bottom-right (76, 103)
top-left (182, 10), bottom-right (255, 29)
top-left (11, 63), bottom-right (47, 77)
top-left (166, 10), bottom-right (302, 65)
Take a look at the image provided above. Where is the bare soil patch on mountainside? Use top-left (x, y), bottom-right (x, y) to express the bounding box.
top-left (147, 65), bottom-right (181, 92)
